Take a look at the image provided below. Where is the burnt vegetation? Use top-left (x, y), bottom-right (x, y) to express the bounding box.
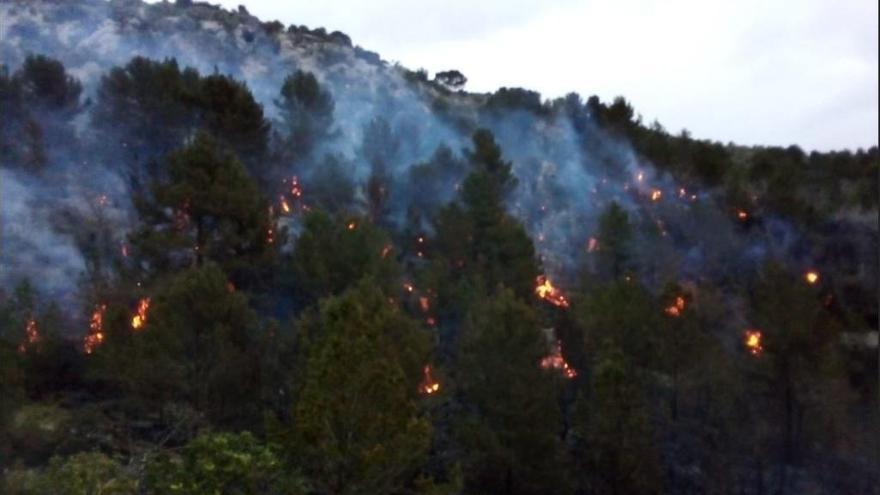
top-left (0, 7), bottom-right (878, 495)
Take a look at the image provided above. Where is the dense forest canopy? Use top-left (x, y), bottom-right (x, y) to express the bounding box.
top-left (0, 0), bottom-right (877, 494)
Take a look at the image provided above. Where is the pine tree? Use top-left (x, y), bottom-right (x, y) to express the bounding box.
top-left (291, 281), bottom-right (432, 494)
top-left (130, 132), bottom-right (277, 290)
top-left (572, 345), bottom-right (661, 495)
top-left (454, 289), bottom-right (570, 494)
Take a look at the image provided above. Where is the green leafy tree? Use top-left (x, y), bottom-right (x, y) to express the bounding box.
top-left (454, 289), bottom-right (570, 494)
top-left (571, 345), bottom-right (661, 495)
top-left (433, 70), bottom-right (467, 90)
top-left (361, 117), bottom-right (400, 222)
top-left (0, 55), bottom-right (81, 170)
top-left (288, 211), bottom-right (400, 303)
top-left (575, 281), bottom-right (660, 368)
top-left (144, 431), bottom-right (306, 494)
top-left (15, 55), bottom-right (82, 114)
top-left (130, 133), bottom-right (277, 290)
top-left (290, 281), bottom-right (432, 494)
top-left (3, 452), bottom-right (137, 495)
top-left (108, 263), bottom-right (265, 426)
top-left (747, 263), bottom-right (844, 493)
top-left (275, 70), bottom-right (335, 162)
top-left (430, 130), bottom-right (538, 309)
top-left (198, 73), bottom-right (270, 169)
top-left (304, 153), bottom-right (357, 214)
top-left (92, 57), bottom-right (201, 173)
top-left (595, 201), bottom-right (633, 281)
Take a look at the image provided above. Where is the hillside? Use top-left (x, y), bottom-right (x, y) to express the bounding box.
top-left (0, 0), bottom-right (878, 493)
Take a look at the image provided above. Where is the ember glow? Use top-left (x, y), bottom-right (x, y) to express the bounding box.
top-left (280, 196), bottom-right (291, 214)
top-left (131, 297), bottom-right (151, 330)
top-left (744, 329), bottom-right (763, 356)
top-left (83, 304), bottom-right (107, 354)
top-left (347, 221), bottom-right (357, 230)
top-left (381, 244), bottom-right (392, 258)
top-left (540, 341), bottom-right (577, 378)
top-left (650, 189), bottom-right (663, 202)
top-left (419, 365), bottom-right (440, 395)
top-left (664, 295), bottom-right (686, 317)
top-left (535, 275), bottom-right (569, 308)
top-left (18, 318), bottom-right (39, 353)
top-left (288, 176), bottom-right (302, 198)
top-left (804, 270), bottom-right (820, 285)
top-left (736, 209), bottom-right (749, 221)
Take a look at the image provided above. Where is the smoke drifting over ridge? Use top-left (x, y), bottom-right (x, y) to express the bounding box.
top-left (1, 0), bottom-right (815, 309)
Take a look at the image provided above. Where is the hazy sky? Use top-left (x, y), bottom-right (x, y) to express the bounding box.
top-left (182, 0), bottom-right (877, 151)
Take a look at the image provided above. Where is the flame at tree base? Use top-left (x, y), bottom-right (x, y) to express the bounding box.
top-left (132, 297), bottom-right (151, 330)
top-left (84, 304), bottom-right (107, 354)
top-left (419, 365), bottom-right (440, 395)
top-left (540, 340), bottom-right (577, 378)
top-left (664, 296), bottom-right (686, 317)
top-left (18, 318), bottom-right (40, 353)
top-left (744, 329), bottom-right (763, 356)
top-left (535, 275), bottom-right (569, 308)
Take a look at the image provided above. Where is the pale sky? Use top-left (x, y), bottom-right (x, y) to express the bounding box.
top-left (169, 0), bottom-right (878, 151)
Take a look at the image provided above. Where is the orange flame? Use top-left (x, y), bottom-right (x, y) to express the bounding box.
top-left (650, 189), bottom-right (663, 202)
top-left (736, 209), bottom-right (749, 221)
top-left (347, 221), bottom-right (357, 230)
top-left (804, 270), bottom-right (819, 285)
top-left (18, 318), bottom-right (40, 353)
top-left (664, 296), bottom-right (686, 317)
top-left (131, 297), bottom-right (151, 330)
top-left (535, 275), bottom-right (569, 308)
top-left (280, 197), bottom-right (291, 214)
top-left (84, 304), bottom-right (107, 354)
top-left (540, 341), bottom-right (577, 378)
top-left (419, 365), bottom-right (441, 395)
top-left (744, 329), bottom-right (763, 356)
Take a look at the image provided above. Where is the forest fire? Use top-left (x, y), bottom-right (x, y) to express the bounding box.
top-left (131, 297), bottom-right (151, 330)
top-left (18, 318), bottom-right (40, 353)
top-left (804, 270), bottom-right (820, 285)
top-left (664, 296), bottom-right (686, 317)
top-left (288, 176), bottom-right (302, 198)
top-left (744, 329), bottom-right (763, 356)
top-left (540, 341), bottom-right (577, 378)
top-left (83, 304), bottom-right (107, 354)
top-left (419, 365), bottom-right (440, 395)
top-left (535, 275), bottom-right (569, 308)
